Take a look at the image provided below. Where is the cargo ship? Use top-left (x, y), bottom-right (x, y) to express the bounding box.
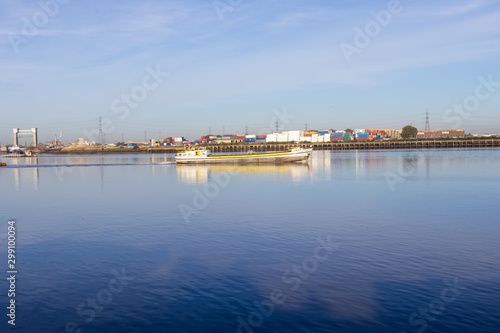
top-left (175, 147), bottom-right (312, 164)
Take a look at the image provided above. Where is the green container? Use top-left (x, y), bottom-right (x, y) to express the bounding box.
top-left (344, 133), bottom-right (351, 141)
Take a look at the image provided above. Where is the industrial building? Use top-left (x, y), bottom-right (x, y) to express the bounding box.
top-left (416, 130), bottom-right (466, 139)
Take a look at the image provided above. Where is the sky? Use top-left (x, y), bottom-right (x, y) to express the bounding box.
top-left (1, 0), bottom-right (500, 144)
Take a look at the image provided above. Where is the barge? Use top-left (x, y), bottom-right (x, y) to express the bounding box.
top-left (175, 147), bottom-right (312, 164)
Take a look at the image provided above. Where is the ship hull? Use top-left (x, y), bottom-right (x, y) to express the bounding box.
top-left (175, 150), bottom-right (311, 164)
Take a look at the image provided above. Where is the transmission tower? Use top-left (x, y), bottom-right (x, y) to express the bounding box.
top-left (98, 117), bottom-right (105, 144)
top-left (275, 120), bottom-right (279, 133)
top-left (245, 125), bottom-right (248, 135)
top-left (305, 123), bottom-right (308, 132)
top-left (425, 109), bottom-right (431, 131)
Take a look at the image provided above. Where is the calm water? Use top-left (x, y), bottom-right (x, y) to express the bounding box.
top-left (0, 149), bottom-right (499, 333)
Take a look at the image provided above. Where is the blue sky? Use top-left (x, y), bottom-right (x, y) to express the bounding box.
top-left (1, 0), bottom-right (499, 144)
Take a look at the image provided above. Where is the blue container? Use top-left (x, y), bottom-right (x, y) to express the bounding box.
top-left (245, 138), bottom-right (256, 143)
top-left (331, 133), bottom-right (343, 138)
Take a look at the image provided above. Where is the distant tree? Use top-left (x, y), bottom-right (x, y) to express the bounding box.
top-left (344, 128), bottom-right (353, 133)
top-left (402, 125), bottom-right (418, 139)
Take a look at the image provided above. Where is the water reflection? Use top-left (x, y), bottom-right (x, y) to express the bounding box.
top-left (11, 157), bottom-right (39, 191)
top-left (176, 163), bottom-right (312, 184)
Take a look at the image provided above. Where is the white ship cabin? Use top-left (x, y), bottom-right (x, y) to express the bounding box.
top-left (177, 148), bottom-right (211, 157)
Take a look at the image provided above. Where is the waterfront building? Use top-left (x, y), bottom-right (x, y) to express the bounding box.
top-left (416, 130), bottom-right (465, 139)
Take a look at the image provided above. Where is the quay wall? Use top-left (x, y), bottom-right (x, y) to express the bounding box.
top-left (148, 139), bottom-right (500, 153)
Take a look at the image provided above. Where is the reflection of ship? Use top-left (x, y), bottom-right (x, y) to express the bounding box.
top-left (175, 147), bottom-right (312, 164)
top-left (176, 163), bottom-right (311, 184)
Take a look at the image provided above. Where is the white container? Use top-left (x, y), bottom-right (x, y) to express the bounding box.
top-left (277, 134), bottom-right (289, 142)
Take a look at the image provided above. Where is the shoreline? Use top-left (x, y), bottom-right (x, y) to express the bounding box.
top-left (13, 138), bottom-right (497, 155)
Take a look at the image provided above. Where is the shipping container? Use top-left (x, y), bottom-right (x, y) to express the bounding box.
top-left (245, 138), bottom-right (256, 143)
